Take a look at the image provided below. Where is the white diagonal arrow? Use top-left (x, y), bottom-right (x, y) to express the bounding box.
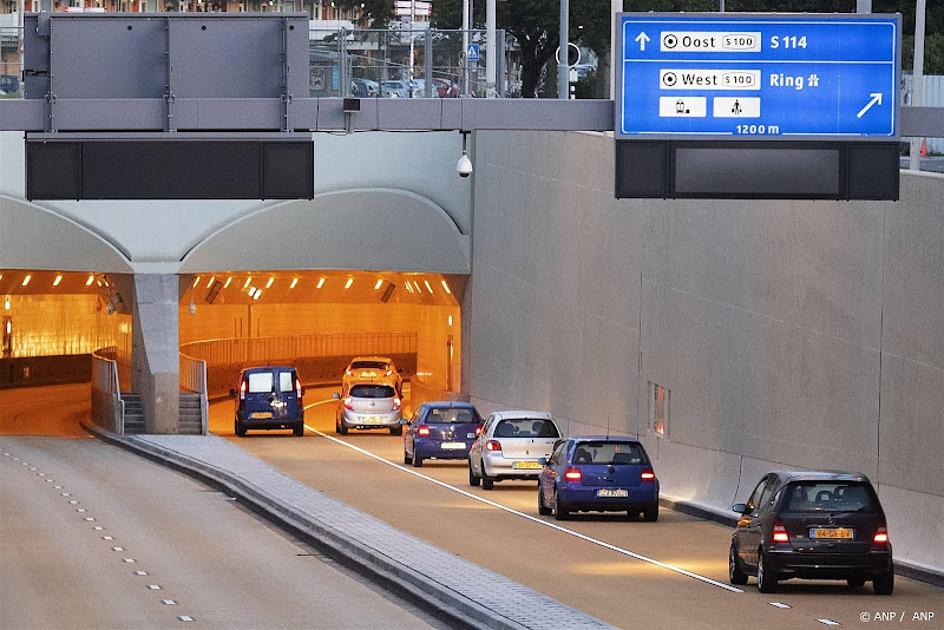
top-left (635, 32), bottom-right (651, 52)
top-left (856, 92), bottom-right (883, 119)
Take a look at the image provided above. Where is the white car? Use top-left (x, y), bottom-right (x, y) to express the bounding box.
top-left (468, 411), bottom-right (562, 490)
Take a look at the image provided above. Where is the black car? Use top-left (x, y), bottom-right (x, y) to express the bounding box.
top-left (729, 471), bottom-right (893, 594)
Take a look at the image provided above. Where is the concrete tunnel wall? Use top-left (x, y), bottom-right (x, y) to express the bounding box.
top-left (465, 130), bottom-right (944, 575)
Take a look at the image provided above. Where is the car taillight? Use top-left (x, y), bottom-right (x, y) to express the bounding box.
top-left (772, 521), bottom-right (789, 543)
top-left (485, 440), bottom-right (502, 452)
top-left (343, 397), bottom-right (354, 411)
top-left (873, 526), bottom-right (889, 544)
top-left (239, 381), bottom-right (246, 400)
top-left (296, 379), bottom-right (302, 398)
top-left (344, 369), bottom-right (352, 376)
top-left (564, 467), bottom-right (582, 482)
top-left (641, 468), bottom-right (656, 481)
top-left (474, 426), bottom-right (483, 436)
top-left (417, 426), bottom-right (430, 437)
top-left (385, 369), bottom-right (392, 376)
top-left (393, 397), bottom-right (401, 411)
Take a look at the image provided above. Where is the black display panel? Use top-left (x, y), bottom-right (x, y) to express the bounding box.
top-left (26, 139), bottom-right (314, 200)
top-left (615, 141), bottom-right (899, 201)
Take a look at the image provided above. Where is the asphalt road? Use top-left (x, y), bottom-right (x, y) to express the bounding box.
top-left (0, 386), bottom-right (441, 630)
top-left (211, 387), bottom-right (944, 630)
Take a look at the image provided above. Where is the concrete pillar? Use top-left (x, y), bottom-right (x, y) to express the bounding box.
top-left (131, 274), bottom-right (180, 433)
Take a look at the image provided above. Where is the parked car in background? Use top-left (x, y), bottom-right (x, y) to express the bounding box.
top-left (403, 401), bottom-right (483, 467)
top-left (351, 78), bottom-right (379, 97)
top-left (381, 80), bottom-right (410, 98)
top-left (231, 366), bottom-right (304, 437)
top-left (537, 437), bottom-right (659, 521)
top-left (468, 411), bottom-right (561, 490)
top-left (334, 381), bottom-right (402, 435)
top-left (729, 471), bottom-right (894, 594)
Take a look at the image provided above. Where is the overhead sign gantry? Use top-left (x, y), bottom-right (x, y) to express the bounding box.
top-left (614, 13), bottom-right (902, 200)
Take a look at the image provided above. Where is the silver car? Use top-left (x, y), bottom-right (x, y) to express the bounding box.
top-left (468, 411), bottom-right (562, 490)
top-left (334, 382), bottom-right (402, 435)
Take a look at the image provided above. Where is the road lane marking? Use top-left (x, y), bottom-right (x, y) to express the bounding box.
top-left (177, 615), bottom-right (195, 622)
top-left (817, 620), bottom-right (840, 626)
top-left (769, 602), bottom-right (792, 609)
top-left (304, 423), bottom-right (743, 594)
top-left (135, 570), bottom-right (149, 576)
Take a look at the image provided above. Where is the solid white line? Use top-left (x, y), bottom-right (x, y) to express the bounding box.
top-left (303, 422), bottom-right (744, 594)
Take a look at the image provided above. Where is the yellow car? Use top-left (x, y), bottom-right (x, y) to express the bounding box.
top-left (342, 356), bottom-right (402, 394)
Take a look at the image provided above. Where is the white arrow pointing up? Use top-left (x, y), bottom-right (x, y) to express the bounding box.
top-left (635, 32), bottom-right (651, 51)
top-left (856, 92), bottom-right (883, 119)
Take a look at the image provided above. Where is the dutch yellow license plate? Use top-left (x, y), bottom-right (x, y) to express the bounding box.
top-left (811, 528), bottom-right (854, 539)
top-left (513, 461), bottom-right (542, 470)
top-left (251, 412), bottom-right (273, 419)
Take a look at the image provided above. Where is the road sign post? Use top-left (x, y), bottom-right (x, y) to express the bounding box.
top-left (614, 13), bottom-right (902, 200)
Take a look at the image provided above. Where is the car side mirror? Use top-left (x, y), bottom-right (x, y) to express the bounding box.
top-left (228, 388), bottom-right (237, 398)
top-left (538, 457), bottom-right (548, 466)
top-left (731, 503), bottom-right (749, 514)
top-left (331, 392), bottom-right (341, 400)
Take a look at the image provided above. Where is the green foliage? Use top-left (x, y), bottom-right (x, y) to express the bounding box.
top-left (336, 0), bottom-right (393, 27)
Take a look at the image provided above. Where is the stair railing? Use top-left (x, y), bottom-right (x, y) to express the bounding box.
top-left (91, 346), bottom-right (125, 435)
top-left (179, 351), bottom-right (209, 435)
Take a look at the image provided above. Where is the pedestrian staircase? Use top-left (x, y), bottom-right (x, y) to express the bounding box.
top-left (119, 393), bottom-right (205, 435)
top-left (122, 393), bottom-right (145, 434)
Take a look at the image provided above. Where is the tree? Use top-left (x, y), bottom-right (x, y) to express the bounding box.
top-left (337, 0), bottom-right (393, 28)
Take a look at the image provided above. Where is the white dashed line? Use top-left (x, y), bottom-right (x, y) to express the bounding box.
top-left (134, 570), bottom-right (149, 576)
top-left (304, 423), bottom-right (744, 594)
top-left (177, 615), bottom-right (195, 622)
top-left (768, 602), bottom-right (792, 609)
top-left (147, 584), bottom-right (162, 590)
top-left (112, 547), bottom-right (125, 552)
top-left (161, 599), bottom-right (177, 606)
top-left (817, 619), bottom-right (841, 626)
top-left (123, 558), bottom-right (136, 564)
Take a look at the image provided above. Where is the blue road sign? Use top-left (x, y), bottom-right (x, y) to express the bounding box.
top-left (616, 14), bottom-right (900, 140)
top-left (466, 43), bottom-right (481, 62)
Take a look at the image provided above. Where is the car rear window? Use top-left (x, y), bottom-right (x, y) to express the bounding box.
top-left (351, 361), bottom-right (387, 370)
top-left (246, 372), bottom-right (273, 393)
top-left (783, 482), bottom-right (879, 513)
top-left (278, 371), bottom-right (296, 393)
top-left (425, 408), bottom-right (482, 424)
top-left (572, 442), bottom-right (648, 465)
top-left (494, 419), bottom-right (559, 438)
top-left (350, 384), bottom-right (396, 399)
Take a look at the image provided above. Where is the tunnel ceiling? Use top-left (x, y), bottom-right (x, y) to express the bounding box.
top-left (183, 270), bottom-right (465, 307)
top-left (0, 270), bottom-right (118, 297)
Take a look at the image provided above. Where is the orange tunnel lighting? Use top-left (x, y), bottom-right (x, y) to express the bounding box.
top-left (86, 274), bottom-right (95, 286)
top-left (441, 279), bottom-right (452, 294)
top-left (374, 279), bottom-right (384, 290)
top-left (52, 274), bottom-right (63, 287)
top-left (344, 278), bottom-right (354, 290)
top-left (266, 277), bottom-right (275, 289)
top-left (290, 278), bottom-right (299, 289)
top-left (243, 277), bottom-right (253, 290)
top-left (224, 276), bottom-right (233, 289)
top-left (21, 274), bottom-right (31, 287)
top-left (192, 276), bottom-right (201, 289)
top-left (316, 277), bottom-right (326, 289)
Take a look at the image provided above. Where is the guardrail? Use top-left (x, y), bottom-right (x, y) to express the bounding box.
top-left (180, 352), bottom-right (209, 435)
top-left (180, 332), bottom-right (417, 366)
top-left (91, 346), bottom-right (124, 435)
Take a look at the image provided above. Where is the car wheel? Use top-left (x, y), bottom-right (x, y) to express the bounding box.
top-left (873, 569), bottom-right (894, 595)
top-left (468, 460), bottom-right (481, 487)
top-left (234, 419), bottom-right (246, 437)
top-left (553, 491), bottom-right (569, 520)
top-left (537, 486), bottom-right (552, 516)
top-left (847, 577), bottom-right (866, 588)
top-left (390, 425), bottom-right (403, 436)
top-left (403, 448), bottom-right (413, 465)
top-left (643, 504), bottom-right (659, 522)
top-left (481, 463), bottom-right (494, 490)
top-left (412, 453), bottom-right (423, 467)
top-left (337, 419), bottom-right (348, 435)
top-left (293, 423), bottom-right (304, 437)
top-left (729, 544), bottom-right (748, 585)
top-left (757, 549), bottom-right (778, 593)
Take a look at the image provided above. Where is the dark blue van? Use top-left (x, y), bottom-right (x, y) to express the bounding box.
top-left (232, 366), bottom-right (304, 437)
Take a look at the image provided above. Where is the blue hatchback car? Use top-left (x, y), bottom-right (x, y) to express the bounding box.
top-left (403, 402), bottom-right (483, 467)
top-left (538, 437), bottom-right (659, 521)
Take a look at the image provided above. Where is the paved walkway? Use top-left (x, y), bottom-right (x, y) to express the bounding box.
top-left (115, 433), bottom-right (613, 630)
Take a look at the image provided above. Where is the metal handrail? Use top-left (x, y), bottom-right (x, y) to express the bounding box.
top-left (91, 346), bottom-right (125, 435)
top-left (179, 332), bottom-right (418, 366)
top-left (180, 351), bottom-right (209, 435)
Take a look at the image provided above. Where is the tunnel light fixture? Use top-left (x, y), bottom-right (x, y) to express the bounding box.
top-left (3, 297), bottom-right (10, 311)
top-left (224, 276), bottom-right (233, 289)
top-left (441, 279), bottom-right (452, 295)
top-left (289, 277), bottom-right (299, 290)
top-left (21, 274), bottom-right (31, 287)
top-left (86, 274), bottom-right (95, 286)
top-left (448, 315), bottom-right (453, 327)
top-left (344, 278), bottom-right (354, 290)
top-left (207, 277), bottom-right (216, 289)
top-left (412, 281), bottom-right (422, 294)
top-left (266, 277), bottom-right (275, 289)
top-left (374, 279), bottom-right (383, 290)
top-left (316, 277), bottom-right (326, 289)
top-left (424, 279), bottom-right (434, 294)
top-left (192, 276), bottom-right (201, 289)
top-left (253, 289), bottom-right (262, 301)
top-left (404, 282), bottom-right (414, 294)
top-left (53, 274), bottom-right (63, 287)
top-left (243, 277), bottom-right (253, 291)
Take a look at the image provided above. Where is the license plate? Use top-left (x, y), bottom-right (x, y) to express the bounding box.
top-left (513, 461), bottom-right (543, 470)
top-left (596, 488), bottom-right (629, 498)
top-left (810, 527), bottom-right (854, 540)
top-left (251, 412), bottom-right (272, 419)
top-left (363, 416), bottom-right (382, 424)
top-left (466, 432), bottom-right (476, 439)
top-left (441, 442), bottom-right (466, 450)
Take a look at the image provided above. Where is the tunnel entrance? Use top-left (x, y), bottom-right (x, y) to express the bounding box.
top-left (0, 270), bottom-right (132, 436)
top-left (179, 270), bottom-right (464, 436)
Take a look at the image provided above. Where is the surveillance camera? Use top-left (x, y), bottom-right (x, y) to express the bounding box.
top-left (457, 152), bottom-right (473, 178)
top-left (188, 302), bottom-right (197, 316)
